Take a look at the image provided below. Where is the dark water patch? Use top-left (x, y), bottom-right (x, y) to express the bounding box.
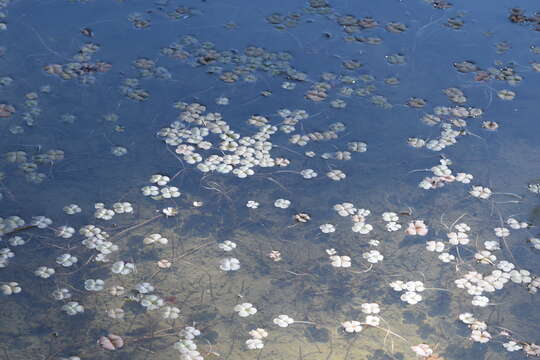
top-left (124, 300), bottom-right (146, 315)
top-left (427, 291), bottom-right (451, 316)
top-left (510, 302), bottom-right (540, 322)
top-left (402, 310), bottom-right (426, 324)
top-left (182, 214), bottom-right (217, 238)
top-left (304, 325), bottom-right (330, 342)
top-left (368, 349), bottom-right (404, 360)
top-left (444, 341), bottom-right (488, 360)
top-left (418, 323), bottom-right (437, 339)
top-left (399, 235), bottom-right (424, 248)
top-left (190, 304), bottom-right (219, 323)
top-left (202, 329), bottom-right (220, 344)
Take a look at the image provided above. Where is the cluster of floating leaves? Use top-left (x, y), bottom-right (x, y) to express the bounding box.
top-left (0, 0), bottom-right (11, 31)
top-left (445, 16), bottom-right (465, 30)
top-left (1, 85), bottom-right (52, 137)
top-left (264, 0), bottom-right (333, 30)
top-left (127, 13), bottom-right (151, 29)
top-left (508, 8), bottom-right (540, 31)
top-left (454, 60), bottom-right (525, 85)
top-left (265, 12), bottom-right (303, 30)
top-left (0, 102), bottom-right (14, 118)
top-left (127, 2), bottom-right (198, 27)
top-left (304, 72), bottom-right (394, 109)
top-left (43, 42), bottom-right (112, 83)
top-left (119, 78), bottom-right (149, 102)
top-left (132, 58), bottom-right (172, 79)
top-left (424, 0), bottom-right (453, 10)
top-left (160, 35), bottom-right (304, 86)
top-left (407, 99), bottom-right (507, 152)
top-left (157, 102), bottom-right (364, 180)
top-left (2, 148), bottom-right (64, 184)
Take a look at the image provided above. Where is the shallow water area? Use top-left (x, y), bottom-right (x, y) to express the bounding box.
top-left (1, 0), bottom-right (540, 359)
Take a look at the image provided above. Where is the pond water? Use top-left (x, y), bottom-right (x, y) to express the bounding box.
top-left (1, 0), bottom-right (539, 359)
